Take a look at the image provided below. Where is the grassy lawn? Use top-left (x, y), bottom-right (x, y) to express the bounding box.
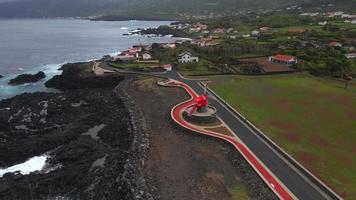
top-left (109, 62), bottom-right (159, 69)
top-left (209, 73), bottom-right (356, 199)
top-left (80, 62), bottom-right (95, 77)
top-left (178, 59), bottom-right (222, 76)
top-left (276, 25), bottom-right (323, 33)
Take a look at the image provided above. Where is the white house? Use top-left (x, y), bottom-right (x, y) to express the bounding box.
top-left (352, 20), bottom-right (356, 24)
top-left (177, 52), bottom-right (199, 63)
top-left (345, 53), bottom-right (356, 59)
top-left (318, 21), bottom-right (328, 26)
top-left (251, 30), bottom-right (260, 36)
top-left (142, 53), bottom-right (152, 60)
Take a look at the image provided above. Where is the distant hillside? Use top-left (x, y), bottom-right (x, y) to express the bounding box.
top-left (0, 0), bottom-right (353, 19)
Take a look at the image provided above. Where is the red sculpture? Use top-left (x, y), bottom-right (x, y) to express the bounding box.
top-left (189, 87), bottom-right (209, 116)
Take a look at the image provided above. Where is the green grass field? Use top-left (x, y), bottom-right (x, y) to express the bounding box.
top-left (178, 59), bottom-right (222, 76)
top-left (109, 62), bottom-right (158, 69)
top-left (209, 74), bottom-right (356, 199)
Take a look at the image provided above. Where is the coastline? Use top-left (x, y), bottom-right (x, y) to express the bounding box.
top-left (0, 19), bottom-right (176, 100)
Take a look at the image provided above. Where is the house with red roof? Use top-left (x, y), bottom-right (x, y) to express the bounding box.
top-left (269, 54), bottom-right (298, 65)
top-left (329, 41), bottom-right (343, 47)
top-left (163, 64), bottom-right (173, 71)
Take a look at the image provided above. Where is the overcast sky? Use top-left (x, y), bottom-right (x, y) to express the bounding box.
top-left (0, 0), bottom-right (23, 3)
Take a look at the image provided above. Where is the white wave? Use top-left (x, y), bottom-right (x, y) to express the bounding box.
top-left (120, 27), bottom-right (129, 30)
top-left (0, 155), bottom-right (48, 177)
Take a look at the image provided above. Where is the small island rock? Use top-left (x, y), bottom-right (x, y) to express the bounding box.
top-left (8, 71), bottom-right (46, 85)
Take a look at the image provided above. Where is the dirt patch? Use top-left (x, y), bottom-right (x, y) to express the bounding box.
top-left (126, 76), bottom-right (278, 200)
top-left (189, 119), bottom-right (223, 127)
top-left (284, 132), bottom-right (302, 143)
top-left (205, 126), bottom-right (233, 136)
top-left (270, 120), bottom-right (302, 131)
top-left (347, 111), bottom-right (356, 120)
top-left (240, 57), bottom-right (295, 74)
top-left (330, 95), bottom-right (353, 107)
top-left (308, 135), bottom-right (332, 148)
top-left (297, 152), bottom-right (321, 169)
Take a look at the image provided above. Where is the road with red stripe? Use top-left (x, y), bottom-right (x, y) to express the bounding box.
top-left (167, 80), bottom-right (295, 200)
top-left (103, 63), bottom-right (334, 200)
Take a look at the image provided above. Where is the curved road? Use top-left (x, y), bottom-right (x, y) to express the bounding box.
top-left (100, 62), bottom-right (338, 200)
top-left (163, 70), bottom-right (337, 200)
top-left (161, 80), bottom-right (295, 200)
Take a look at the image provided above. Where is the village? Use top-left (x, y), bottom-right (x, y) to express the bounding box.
top-left (89, 8), bottom-right (356, 198)
top-left (93, 40), bottom-right (303, 76)
top-left (95, 7), bottom-right (356, 79)
top-left (107, 7), bottom-right (356, 80)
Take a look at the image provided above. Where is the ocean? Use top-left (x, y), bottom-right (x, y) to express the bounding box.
top-left (0, 19), bottom-right (174, 100)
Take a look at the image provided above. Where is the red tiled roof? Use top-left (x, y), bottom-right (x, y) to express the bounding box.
top-left (272, 54), bottom-right (296, 62)
top-left (163, 64), bottom-right (172, 68)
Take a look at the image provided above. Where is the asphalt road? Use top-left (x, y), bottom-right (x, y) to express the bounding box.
top-left (164, 70), bottom-right (333, 200)
top-left (98, 62), bottom-right (335, 200)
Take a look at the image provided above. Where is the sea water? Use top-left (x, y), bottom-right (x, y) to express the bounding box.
top-left (0, 19), bottom-right (174, 100)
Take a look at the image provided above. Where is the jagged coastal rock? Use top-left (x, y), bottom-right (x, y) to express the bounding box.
top-left (0, 75), bottom-right (3, 79)
top-left (0, 62), bottom-right (149, 199)
top-left (45, 62), bottom-right (123, 90)
top-left (8, 71), bottom-right (45, 85)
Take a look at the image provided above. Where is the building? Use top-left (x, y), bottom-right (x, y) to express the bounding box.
top-left (189, 27), bottom-right (201, 33)
top-left (318, 21), bottom-right (328, 26)
top-left (345, 53), bottom-right (356, 59)
top-left (251, 30), bottom-right (260, 36)
top-left (300, 12), bottom-right (319, 17)
top-left (269, 54), bottom-right (298, 65)
top-left (213, 28), bottom-right (225, 34)
top-left (192, 22), bottom-right (208, 30)
top-left (141, 53), bottom-right (152, 60)
top-left (113, 51), bottom-right (137, 61)
top-left (161, 43), bottom-right (176, 49)
top-left (129, 47), bottom-right (142, 53)
top-left (163, 64), bottom-right (173, 71)
top-left (329, 41), bottom-right (343, 47)
top-left (177, 52), bottom-right (199, 63)
top-left (259, 26), bottom-right (270, 31)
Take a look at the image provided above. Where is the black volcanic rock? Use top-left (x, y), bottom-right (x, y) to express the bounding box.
top-left (0, 89), bottom-right (133, 199)
top-left (0, 75), bottom-right (3, 79)
top-left (8, 71), bottom-right (46, 85)
top-left (0, 72), bottom-right (150, 199)
top-left (45, 62), bottom-right (124, 90)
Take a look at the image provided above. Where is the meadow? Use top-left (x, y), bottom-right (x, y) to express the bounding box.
top-left (209, 73), bottom-right (356, 199)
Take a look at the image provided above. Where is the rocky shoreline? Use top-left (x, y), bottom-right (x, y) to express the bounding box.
top-left (1, 61), bottom-right (279, 199)
top-left (8, 71), bottom-right (45, 85)
top-left (0, 62), bottom-right (149, 199)
top-left (115, 79), bottom-right (154, 200)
